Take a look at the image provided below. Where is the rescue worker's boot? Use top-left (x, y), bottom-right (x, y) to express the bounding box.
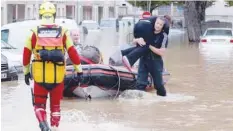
top-left (50, 105), bottom-right (61, 129)
top-left (34, 105), bottom-right (51, 131)
top-left (39, 121), bottom-right (51, 131)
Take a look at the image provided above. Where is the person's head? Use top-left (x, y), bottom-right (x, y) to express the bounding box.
top-left (70, 29), bottom-right (80, 45)
top-left (154, 17), bottom-right (166, 32)
top-left (164, 15), bottom-right (172, 25)
top-left (39, 2), bottom-right (56, 25)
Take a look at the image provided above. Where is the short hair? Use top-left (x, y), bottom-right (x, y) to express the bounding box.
top-left (157, 16), bottom-right (166, 23)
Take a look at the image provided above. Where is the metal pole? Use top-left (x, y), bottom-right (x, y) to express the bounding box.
top-left (149, 0), bottom-right (151, 12)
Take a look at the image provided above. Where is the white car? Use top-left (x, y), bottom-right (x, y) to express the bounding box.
top-left (1, 40), bottom-right (23, 74)
top-left (1, 18), bottom-right (80, 52)
top-left (199, 28), bottom-right (233, 60)
top-left (199, 28), bottom-right (233, 46)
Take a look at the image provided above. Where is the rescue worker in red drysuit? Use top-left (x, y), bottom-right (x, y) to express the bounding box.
top-left (23, 2), bottom-right (83, 131)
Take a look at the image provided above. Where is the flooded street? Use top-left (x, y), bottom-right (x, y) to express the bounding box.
top-left (2, 29), bottom-right (233, 131)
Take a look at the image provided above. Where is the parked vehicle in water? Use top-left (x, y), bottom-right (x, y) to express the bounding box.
top-left (1, 40), bottom-right (23, 74)
top-left (1, 18), bottom-right (79, 52)
top-left (1, 54), bottom-right (18, 81)
top-left (200, 28), bottom-right (233, 45)
top-left (199, 28), bottom-right (233, 60)
top-left (81, 20), bottom-right (100, 31)
top-left (100, 18), bottom-right (119, 32)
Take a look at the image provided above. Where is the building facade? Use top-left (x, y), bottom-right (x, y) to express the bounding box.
top-left (1, 0), bottom-right (132, 25)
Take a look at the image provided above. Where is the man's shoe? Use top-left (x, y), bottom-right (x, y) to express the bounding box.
top-left (122, 56), bottom-right (132, 72)
top-left (39, 121), bottom-right (51, 131)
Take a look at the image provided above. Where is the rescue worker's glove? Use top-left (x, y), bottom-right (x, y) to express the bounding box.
top-left (25, 73), bottom-right (32, 85)
top-left (75, 64), bottom-right (83, 84)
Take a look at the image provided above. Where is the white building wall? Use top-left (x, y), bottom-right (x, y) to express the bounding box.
top-left (115, 6), bottom-right (119, 18)
top-left (92, 5), bottom-right (98, 21)
top-left (103, 6), bottom-right (109, 19)
top-left (1, 0), bottom-right (131, 25)
top-left (2, 1), bottom-right (8, 25)
top-left (78, 5), bottom-right (83, 23)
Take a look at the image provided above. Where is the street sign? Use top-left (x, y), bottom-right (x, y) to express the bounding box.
top-left (142, 11), bottom-right (151, 18)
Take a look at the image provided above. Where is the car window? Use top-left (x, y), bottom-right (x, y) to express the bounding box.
top-left (206, 29), bottom-right (232, 36)
top-left (1, 29), bottom-right (9, 43)
top-left (82, 22), bottom-right (98, 30)
top-left (100, 20), bottom-right (115, 27)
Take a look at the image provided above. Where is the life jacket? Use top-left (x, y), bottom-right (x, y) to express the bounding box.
top-left (31, 25), bottom-right (66, 89)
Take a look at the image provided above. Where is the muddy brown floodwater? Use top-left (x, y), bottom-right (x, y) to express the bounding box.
top-left (2, 29), bottom-right (233, 131)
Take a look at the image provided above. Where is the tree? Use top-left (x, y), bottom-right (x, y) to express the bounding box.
top-left (184, 1), bottom-right (232, 42)
top-left (184, 1), bottom-right (213, 42)
top-left (127, 1), bottom-right (171, 13)
top-left (225, 1), bottom-right (233, 6)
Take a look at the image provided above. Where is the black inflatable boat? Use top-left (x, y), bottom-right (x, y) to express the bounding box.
top-left (64, 45), bottom-right (170, 98)
top-left (64, 64), bottom-right (170, 98)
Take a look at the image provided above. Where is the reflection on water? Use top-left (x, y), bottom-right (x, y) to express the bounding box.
top-left (2, 29), bottom-right (233, 131)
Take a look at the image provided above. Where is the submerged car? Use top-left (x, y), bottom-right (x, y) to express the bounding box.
top-left (1, 54), bottom-right (18, 81)
top-left (200, 28), bottom-right (233, 46)
top-left (199, 28), bottom-right (233, 60)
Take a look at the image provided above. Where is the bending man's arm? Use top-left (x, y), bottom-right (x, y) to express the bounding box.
top-left (149, 32), bottom-right (168, 56)
top-left (64, 30), bottom-right (82, 73)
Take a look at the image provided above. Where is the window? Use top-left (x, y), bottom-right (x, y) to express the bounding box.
top-left (1, 29), bottom-right (9, 43)
top-left (206, 29), bottom-right (232, 36)
top-left (83, 6), bottom-right (92, 20)
top-left (27, 7), bottom-right (31, 19)
top-left (109, 7), bottom-right (115, 18)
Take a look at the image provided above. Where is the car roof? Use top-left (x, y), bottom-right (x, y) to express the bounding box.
top-left (101, 18), bottom-right (117, 20)
top-left (1, 18), bottom-right (78, 30)
top-left (1, 19), bottom-right (79, 51)
top-left (206, 28), bottom-right (232, 30)
top-left (82, 20), bottom-right (98, 23)
top-left (1, 20), bottom-right (40, 30)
